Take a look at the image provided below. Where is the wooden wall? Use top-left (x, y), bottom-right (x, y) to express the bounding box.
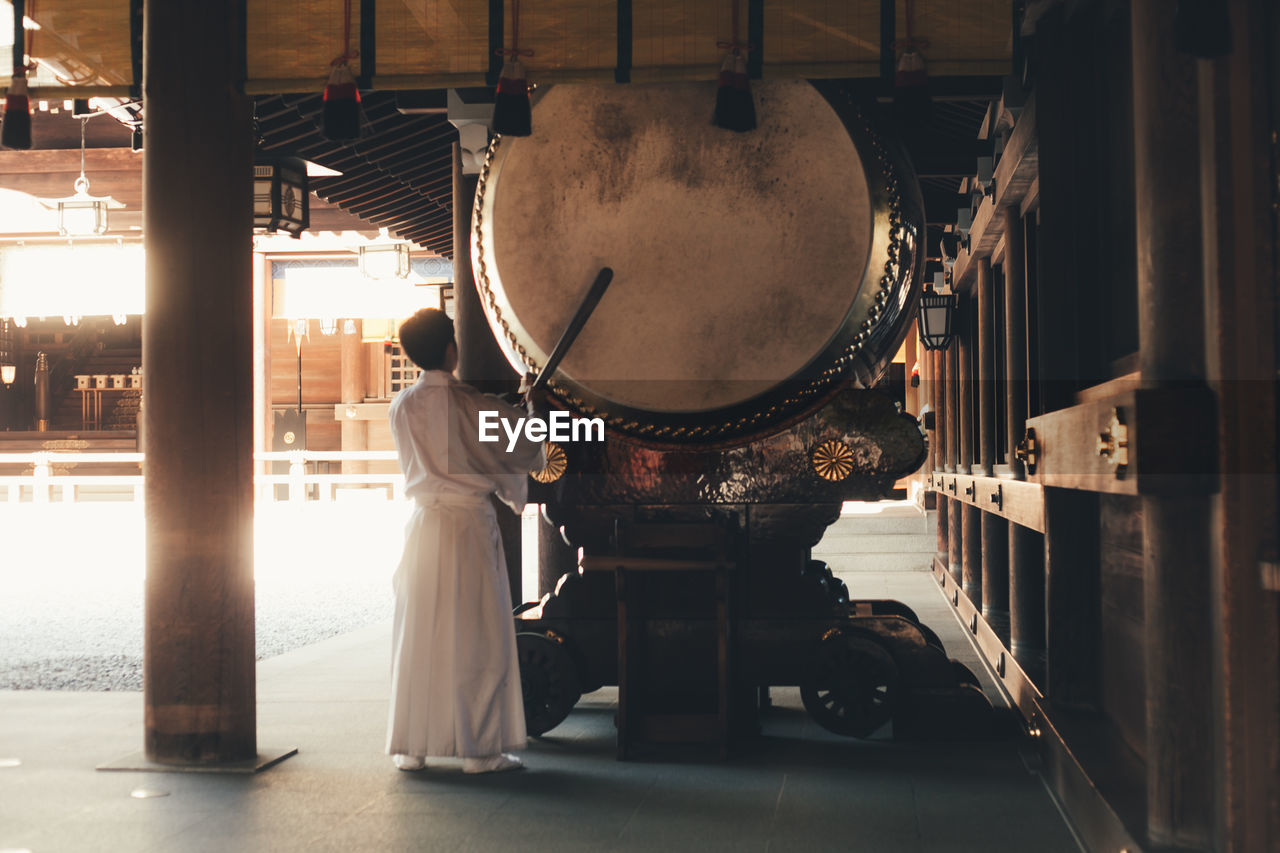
top-left (269, 319), bottom-right (341, 451)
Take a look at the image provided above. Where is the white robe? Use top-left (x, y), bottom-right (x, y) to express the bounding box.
top-left (385, 369), bottom-right (544, 758)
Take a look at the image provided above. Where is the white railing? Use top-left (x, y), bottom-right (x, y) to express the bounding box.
top-left (0, 450), bottom-right (404, 504)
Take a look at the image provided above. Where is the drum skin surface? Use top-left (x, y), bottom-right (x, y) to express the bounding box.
top-left (473, 80), bottom-right (923, 447)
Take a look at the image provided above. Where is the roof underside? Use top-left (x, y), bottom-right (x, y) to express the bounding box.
top-left (253, 85), bottom-right (994, 263)
top-left (255, 92), bottom-right (458, 257)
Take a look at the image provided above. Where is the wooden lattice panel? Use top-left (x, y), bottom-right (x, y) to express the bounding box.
top-left (508, 0), bottom-right (615, 75)
top-left (896, 0), bottom-right (1011, 76)
top-left (377, 0), bottom-right (489, 78)
top-left (763, 0), bottom-right (881, 75)
top-left (385, 343), bottom-right (421, 394)
top-left (3, 0), bottom-right (132, 89)
top-left (0, 0), bottom-right (1012, 94)
top-left (247, 0), bottom-right (364, 85)
top-left (632, 0), bottom-right (739, 78)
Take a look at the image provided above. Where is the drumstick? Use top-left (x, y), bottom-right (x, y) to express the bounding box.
top-left (530, 267), bottom-right (614, 391)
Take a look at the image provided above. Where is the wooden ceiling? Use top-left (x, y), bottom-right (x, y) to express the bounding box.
top-left (0, 2), bottom-right (1011, 255)
top-left (0, 108), bottom-right (380, 238)
top-left (4, 1), bottom-right (1012, 94)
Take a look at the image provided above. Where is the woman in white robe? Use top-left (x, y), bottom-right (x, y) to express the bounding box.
top-left (385, 309), bottom-right (544, 772)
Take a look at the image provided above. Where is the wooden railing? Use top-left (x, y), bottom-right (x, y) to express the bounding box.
top-left (0, 450), bottom-right (404, 504)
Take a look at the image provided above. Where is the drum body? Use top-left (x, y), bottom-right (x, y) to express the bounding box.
top-left (472, 80), bottom-right (923, 447)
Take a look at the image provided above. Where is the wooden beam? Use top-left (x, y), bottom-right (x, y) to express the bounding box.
top-left (0, 148), bottom-right (141, 174)
top-left (1023, 386), bottom-right (1217, 496)
top-left (926, 471), bottom-right (1045, 533)
top-left (951, 93), bottom-right (1039, 290)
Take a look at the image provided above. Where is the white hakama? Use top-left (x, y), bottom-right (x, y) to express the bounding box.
top-left (385, 370), bottom-right (543, 759)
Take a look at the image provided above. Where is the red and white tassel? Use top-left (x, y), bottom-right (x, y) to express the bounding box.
top-left (712, 53), bottom-right (755, 133)
top-left (895, 48), bottom-right (927, 90)
top-left (322, 63), bottom-right (361, 141)
top-left (493, 58), bottom-right (531, 137)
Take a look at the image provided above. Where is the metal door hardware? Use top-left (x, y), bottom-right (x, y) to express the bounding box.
top-left (1014, 428), bottom-right (1038, 474)
top-left (1096, 407), bottom-right (1129, 477)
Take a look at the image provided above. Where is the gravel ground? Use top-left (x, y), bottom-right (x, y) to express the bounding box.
top-left (0, 501), bottom-right (407, 691)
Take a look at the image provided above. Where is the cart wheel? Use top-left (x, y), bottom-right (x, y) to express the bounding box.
top-left (918, 623), bottom-right (945, 651)
top-left (950, 658), bottom-right (981, 688)
top-left (516, 631), bottom-right (582, 736)
top-left (801, 632), bottom-right (899, 738)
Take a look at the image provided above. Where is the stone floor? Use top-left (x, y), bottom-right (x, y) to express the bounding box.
top-left (0, 573), bottom-right (1081, 853)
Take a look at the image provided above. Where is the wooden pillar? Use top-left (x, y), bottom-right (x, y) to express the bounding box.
top-left (453, 143), bottom-right (516, 395)
top-left (975, 257), bottom-right (1003, 637)
top-left (948, 492), bottom-right (962, 585)
top-left (933, 349), bottom-right (946, 472)
top-left (921, 335), bottom-right (935, 476)
top-left (1003, 207), bottom-right (1027, 480)
top-left (976, 259), bottom-right (995, 477)
top-left (1001, 202), bottom-right (1042, 681)
top-left (1132, 0), bottom-right (1214, 844)
top-left (956, 297), bottom-right (971, 474)
top-left (1009, 523), bottom-right (1045, 684)
top-left (962, 504), bottom-right (981, 601)
top-left (1197, 1), bottom-right (1280, 847)
top-left (981, 509), bottom-right (1009, 645)
top-left (340, 321), bottom-right (368, 475)
top-left (956, 291), bottom-right (977, 595)
top-left (1044, 488), bottom-right (1099, 709)
top-left (936, 494), bottom-right (949, 562)
top-left (453, 143), bottom-right (523, 601)
top-left (945, 342), bottom-right (958, 474)
top-left (932, 346), bottom-right (947, 556)
top-left (936, 343), bottom-right (947, 555)
top-left (143, 0), bottom-right (255, 763)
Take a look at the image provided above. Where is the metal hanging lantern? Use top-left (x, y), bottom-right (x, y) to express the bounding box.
top-left (39, 118), bottom-right (125, 236)
top-left (252, 156), bottom-right (310, 237)
top-left (918, 277), bottom-right (955, 351)
top-left (358, 230), bottom-right (411, 279)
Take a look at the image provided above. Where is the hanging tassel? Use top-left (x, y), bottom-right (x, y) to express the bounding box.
top-left (713, 53), bottom-right (755, 133)
top-left (492, 0), bottom-right (533, 137)
top-left (892, 1), bottom-right (931, 127)
top-left (322, 0), bottom-right (361, 141)
top-left (895, 48), bottom-right (927, 90)
top-left (712, 2), bottom-right (755, 133)
top-left (493, 58), bottom-right (531, 137)
top-left (2, 75), bottom-right (32, 151)
top-left (322, 63), bottom-right (361, 141)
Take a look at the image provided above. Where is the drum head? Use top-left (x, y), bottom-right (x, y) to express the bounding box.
top-left (476, 81), bottom-right (874, 415)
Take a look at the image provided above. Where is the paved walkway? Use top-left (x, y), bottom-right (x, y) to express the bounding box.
top-left (0, 573), bottom-right (1081, 853)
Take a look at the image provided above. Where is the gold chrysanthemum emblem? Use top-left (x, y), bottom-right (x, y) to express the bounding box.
top-left (531, 442), bottom-right (567, 483)
top-left (812, 439), bottom-right (855, 481)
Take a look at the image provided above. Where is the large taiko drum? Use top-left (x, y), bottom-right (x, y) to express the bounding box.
top-left (472, 80), bottom-right (923, 446)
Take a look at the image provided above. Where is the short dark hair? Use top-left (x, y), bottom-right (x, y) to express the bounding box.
top-left (398, 308), bottom-right (455, 371)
